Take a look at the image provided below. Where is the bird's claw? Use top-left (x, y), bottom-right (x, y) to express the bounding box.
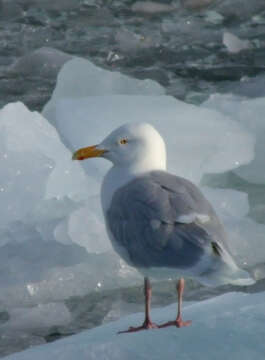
top-left (158, 318), bottom-right (192, 328)
top-left (118, 320), bottom-right (158, 334)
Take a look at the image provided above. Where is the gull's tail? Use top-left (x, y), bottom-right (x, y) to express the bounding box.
top-left (200, 265), bottom-right (255, 287)
top-left (223, 267), bottom-right (256, 286)
top-left (200, 242), bottom-right (256, 287)
top-left (217, 243), bottom-right (256, 286)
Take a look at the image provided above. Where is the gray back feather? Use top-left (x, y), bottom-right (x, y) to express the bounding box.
top-left (106, 171), bottom-right (227, 269)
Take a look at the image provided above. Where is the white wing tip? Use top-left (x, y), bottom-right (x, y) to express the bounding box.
top-left (229, 276), bottom-right (256, 286)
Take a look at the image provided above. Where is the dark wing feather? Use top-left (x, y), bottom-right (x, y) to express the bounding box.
top-left (106, 170), bottom-right (227, 269)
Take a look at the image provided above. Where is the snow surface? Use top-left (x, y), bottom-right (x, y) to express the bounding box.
top-left (3, 291), bottom-right (265, 360)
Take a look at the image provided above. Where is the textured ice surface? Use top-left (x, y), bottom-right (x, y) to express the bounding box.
top-left (203, 94), bottom-right (265, 184)
top-left (3, 291), bottom-right (265, 360)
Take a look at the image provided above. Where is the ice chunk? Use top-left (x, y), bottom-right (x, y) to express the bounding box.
top-left (43, 57), bottom-right (165, 124)
top-left (131, 1), bottom-right (176, 14)
top-left (0, 233), bottom-right (89, 290)
top-left (0, 102), bottom-right (114, 307)
top-left (0, 103), bottom-right (52, 229)
top-left (204, 10), bottom-right (224, 25)
top-left (0, 100), bottom-right (140, 309)
top-left (222, 75), bottom-right (265, 98)
top-left (0, 255), bottom-right (140, 307)
top-left (0, 101), bottom-right (90, 231)
top-left (3, 291), bottom-right (265, 360)
top-left (203, 187), bottom-right (249, 220)
top-left (8, 47), bottom-right (73, 78)
top-left (67, 197), bottom-right (111, 253)
top-left (53, 195), bottom-right (111, 253)
top-left (223, 32), bottom-right (252, 53)
top-left (203, 94), bottom-right (265, 184)
top-left (3, 103), bottom-right (91, 204)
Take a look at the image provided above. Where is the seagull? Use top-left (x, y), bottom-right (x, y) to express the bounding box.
top-left (73, 122), bottom-right (255, 332)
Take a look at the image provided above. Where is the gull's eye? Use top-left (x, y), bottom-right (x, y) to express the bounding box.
top-left (119, 138), bottom-right (128, 145)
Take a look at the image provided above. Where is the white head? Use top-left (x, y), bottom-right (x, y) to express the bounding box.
top-left (73, 122), bottom-right (167, 173)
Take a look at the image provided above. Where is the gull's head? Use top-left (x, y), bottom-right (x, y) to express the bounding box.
top-left (73, 122), bottom-right (166, 171)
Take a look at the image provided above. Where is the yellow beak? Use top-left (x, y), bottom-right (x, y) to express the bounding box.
top-left (72, 145), bottom-right (106, 160)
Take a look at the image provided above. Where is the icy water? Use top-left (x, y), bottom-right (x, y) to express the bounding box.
top-left (0, 0), bottom-right (265, 357)
top-left (1, 0), bottom-right (265, 110)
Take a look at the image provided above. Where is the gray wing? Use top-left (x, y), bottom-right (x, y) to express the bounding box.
top-left (106, 170), bottom-right (227, 269)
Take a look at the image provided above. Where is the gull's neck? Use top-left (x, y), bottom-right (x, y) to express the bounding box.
top-left (101, 161), bottom-right (166, 212)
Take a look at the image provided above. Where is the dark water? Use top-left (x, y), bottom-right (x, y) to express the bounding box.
top-left (1, 0), bottom-right (265, 111)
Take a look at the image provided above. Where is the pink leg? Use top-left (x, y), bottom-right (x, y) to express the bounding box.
top-left (118, 277), bottom-right (158, 334)
top-left (159, 278), bottom-right (191, 328)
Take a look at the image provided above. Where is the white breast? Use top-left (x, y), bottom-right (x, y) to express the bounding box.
top-left (101, 166), bottom-right (134, 213)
